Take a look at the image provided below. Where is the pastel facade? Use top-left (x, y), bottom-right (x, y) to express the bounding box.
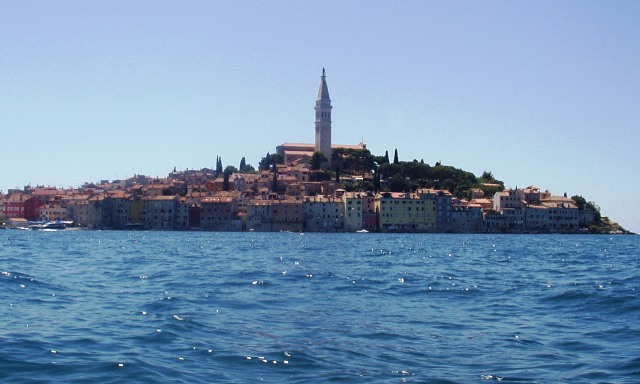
top-left (271, 199), bottom-right (304, 232)
top-left (38, 202), bottom-right (66, 222)
top-left (451, 203), bottom-right (484, 233)
top-left (417, 189), bottom-right (451, 231)
top-left (304, 196), bottom-right (344, 232)
top-left (377, 192), bottom-right (436, 231)
top-left (144, 196), bottom-right (177, 230)
top-left (344, 192), bottom-right (364, 232)
top-left (246, 200), bottom-right (272, 231)
top-left (200, 196), bottom-right (239, 231)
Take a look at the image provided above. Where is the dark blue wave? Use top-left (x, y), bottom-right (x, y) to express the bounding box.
top-left (0, 231), bottom-right (638, 383)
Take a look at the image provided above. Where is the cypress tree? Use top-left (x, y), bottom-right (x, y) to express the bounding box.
top-left (223, 170), bottom-right (230, 191)
top-left (272, 171), bottom-right (278, 192)
top-left (393, 149), bottom-right (399, 164)
top-left (216, 157), bottom-right (223, 176)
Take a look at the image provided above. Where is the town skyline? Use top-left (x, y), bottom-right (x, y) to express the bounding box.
top-left (1, 2), bottom-right (638, 233)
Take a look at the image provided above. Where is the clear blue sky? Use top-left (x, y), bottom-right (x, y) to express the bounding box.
top-left (1, 1), bottom-right (638, 232)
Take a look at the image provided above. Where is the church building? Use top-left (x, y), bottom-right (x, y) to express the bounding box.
top-left (276, 69), bottom-right (366, 166)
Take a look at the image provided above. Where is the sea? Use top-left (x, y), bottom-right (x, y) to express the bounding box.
top-left (1, 230), bottom-right (638, 384)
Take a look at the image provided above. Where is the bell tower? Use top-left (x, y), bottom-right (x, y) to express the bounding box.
top-left (315, 68), bottom-right (332, 164)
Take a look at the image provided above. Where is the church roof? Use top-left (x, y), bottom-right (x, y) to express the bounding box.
top-left (278, 143), bottom-right (365, 150)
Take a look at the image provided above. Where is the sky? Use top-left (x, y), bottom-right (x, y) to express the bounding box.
top-left (1, 1), bottom-right (638, 233)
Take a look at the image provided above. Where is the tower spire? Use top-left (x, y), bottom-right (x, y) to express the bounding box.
top-left (315, 68), bottom-right (332, 164)
top-left (317, 68), bottom-right (330, 101)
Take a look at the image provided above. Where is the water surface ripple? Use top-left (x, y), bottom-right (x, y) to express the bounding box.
top-left (1, 231), bottom-right (638, 383)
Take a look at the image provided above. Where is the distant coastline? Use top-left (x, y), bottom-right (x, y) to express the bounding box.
top-left (2, 71), bottom-right (632, 235)
top-left (1, 171), bottom-right (631, 235)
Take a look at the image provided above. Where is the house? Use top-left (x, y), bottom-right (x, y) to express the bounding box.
top-left (200, 195), bottom-right (239, 231)
top-left (5, 217), bottom-right (28, 229)
top-left (64, 195), bottom-right (91, 227)
top-left (271, 198), bottom-right (304, 232)
top-left (304, 195), bottom-right (344, 232)
top-left (38, 202), bottom-right (66, 222)
top-left (344, 192), bottom-right (364, 232)
top-left (143, 195), bottom-right (177, 230)
top-left (4, 193), bottom-right (26, 219)
top-left (541, 195), bottom-right (579, 232)
top-left (417, 189), bottom-right (451, 232)
top-left (246, 199), bottom-right (272, 231)
top-left (377, 192), bottom-right (435, 232)
top-left (451, 201), bottom-right (484, 233)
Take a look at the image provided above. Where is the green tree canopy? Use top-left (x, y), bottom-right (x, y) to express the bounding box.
top-left (259, 152), bottom-right (283, 171)
top-left (309, 151), bottom-right (328, 170)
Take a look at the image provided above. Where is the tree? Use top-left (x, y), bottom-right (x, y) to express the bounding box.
top-left (383, 150), bottom-right (390, 164)
top-left (388, 174), bottom-right (410, 192)
top-left (222, 170), bottom-right (231, 191)
top-left (393, 149), bottom-right (399, 164)
top-left (571, 195), bottom-right (587, 211)
top-left (481, 171), bottom-right (495, 181)
top-left (259, 152), bottom-right (284, 171)
top-left (309, 151), bottom-right (327, 170)
top-left (373, 167), bottom-right (381, 192)
top-left (272, 171), bottom-right (278, 192)
top-left (239, 157), bottom-right (246, 172)
top-left (571, 195), bottom-right (601, 222)
top-left (259, 152), bottom-right (271, 171)
top-left (216, 156), bottom-right (223, 176)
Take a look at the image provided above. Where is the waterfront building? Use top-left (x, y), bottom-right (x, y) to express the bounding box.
top-left (87, 194), bottom-right (108, 229)
top-left (175, 197), bottom-right (191, 230)
top-left (493, 188), bottom-right (526, 210)
top-left (377, 192), bottom-right (436, 232)
top-left (541, 195), bottom-right (579, 231)
top-left (107, 192), bottom-right (132, 229)
top-left (304, 195), bottom-right (345, 232)
top-left (417, 189), bottom-right (452, 232)
top-left (0, 194), bottom-right (6, 221)
top-left (4, 193), bottom-right (25, 219)
top-left (451, 202), bottom-right (484, 233)
top-left (129, 195), bottom-right (145, 227)
top-left (200, 195), bottom-right (240, 231)
top-left (246, 199), bottom-right (272, 231)
top-left (344, 192), bottom-right (364, 232)
top-left (525, 205), bottom-right (551, 231)
top-left (38, 202), bottom-right (66, 222)
top-left (143, 195), bottom-right (177, 230)
top-left (24, 196), bottom-right (46, 221)
top-left (271, 198), bottom-right (304, 232)
top-left (64, 195), bottom-right (90, 227)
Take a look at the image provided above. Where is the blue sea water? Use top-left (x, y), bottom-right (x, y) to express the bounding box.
top-left (1, 231), bottom-right (638, 383)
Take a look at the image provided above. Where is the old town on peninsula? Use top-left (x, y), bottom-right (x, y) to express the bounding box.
top-left (0, 70), bottom-right (626, 234)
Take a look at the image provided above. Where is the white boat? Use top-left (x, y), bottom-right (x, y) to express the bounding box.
top-left (30, 221), bottom-right (66, 230)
